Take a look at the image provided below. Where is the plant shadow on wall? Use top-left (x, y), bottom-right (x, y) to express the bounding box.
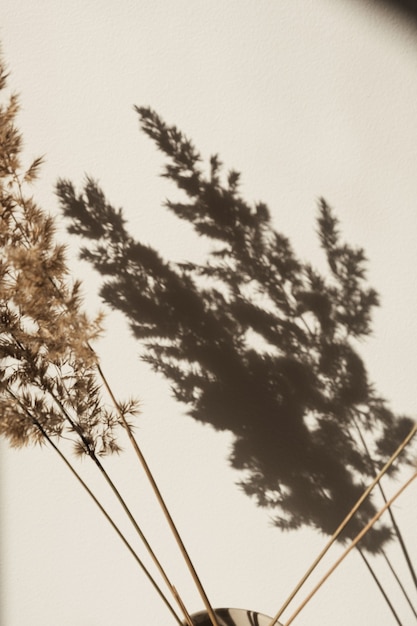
top-left (57, 107), bottom-right (417, 622)
top-left (1, 49), bottom-right (417, 626)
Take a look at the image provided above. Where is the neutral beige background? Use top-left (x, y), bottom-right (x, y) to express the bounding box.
top-left (1, 2), bottom-right (417, 625)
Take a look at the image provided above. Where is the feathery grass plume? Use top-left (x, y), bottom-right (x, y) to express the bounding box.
top-left (0, 56), bottom-right (215, 626)
top-left (0, 57), bottom-right (130, 456)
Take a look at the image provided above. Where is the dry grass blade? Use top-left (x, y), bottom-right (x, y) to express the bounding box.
top-left (268, 420), bottom-right (417, 626)
top-left (22, 398), bottom-right (183, 625)
top-left (283, 469), bottom-right (417, 626)
top-left (95, 360), bottom-right (220, 626)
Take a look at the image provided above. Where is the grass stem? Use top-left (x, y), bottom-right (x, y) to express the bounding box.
top-left (283, 469), bottom-right (417, 626)
top-left (268, 421), bottom-right (417, 626)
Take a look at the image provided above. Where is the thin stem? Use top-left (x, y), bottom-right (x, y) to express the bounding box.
top-left (354, 411), bottom-right (417, 592)
top-left (95, 359), bottom-right (220, 626)
top-left (46, 384), bottom-right (194, 626)
top-left (282, 469), bottom-right (417, 626)
top-left (380, 549), bottom-right (417, 620)
top-left (14, 363), bottom-right (193, 626)
top-left (357, 547), bottom-right (403, 626)
top-left (173, 586), bottom-right (195, 626)
top-left (7, 389), bottom-right (183, 625)
top-left (268, 420), bottom-right (417, 626)
top-left (383, 502), bottom-right (417, 591)
top-left (91, 454), bottom-right (194, 626)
